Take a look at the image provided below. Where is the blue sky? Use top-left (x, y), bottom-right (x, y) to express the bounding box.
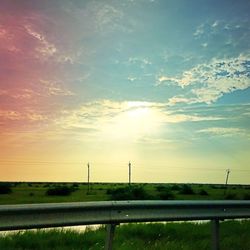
top-left (0, 0), bottom-right (250, 183)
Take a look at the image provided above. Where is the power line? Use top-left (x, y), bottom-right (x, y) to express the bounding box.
top-left (0, 160), bottom-right (81, 165)
top-left (0, 160), bottom-right (250, 172)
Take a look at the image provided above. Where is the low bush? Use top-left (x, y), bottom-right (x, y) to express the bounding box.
top-left (159, 190), bottom-right (175, 200)
top-left (155, 185), bottom-right (175, 200)
top-left (170, 184), bottom-right (181, 191)
top-left (0, 183), bottom-right (12, 194)
top-left (107, 186), bottom-right (151, 200)
top-left (179, 184), bottom-right (195, 195)
top-left (199, 189), bottom-right (208, 196)
top-left (46, 186), bottom-right (75, 196)
top-left (71, 183), bottom-right (79, 189)
top-left (225, 193), bottom-right (237, 200)
top-left (243, 193), bottom-right (250, 200)
top-left (155, 185), bottom-right (169, 192)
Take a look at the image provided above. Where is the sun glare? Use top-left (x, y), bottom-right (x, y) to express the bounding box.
top-left (101, 103), bottom-right (163, 140)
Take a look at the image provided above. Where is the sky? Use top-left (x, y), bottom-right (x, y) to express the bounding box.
top-left (0, 0), bottom-right (250, 184)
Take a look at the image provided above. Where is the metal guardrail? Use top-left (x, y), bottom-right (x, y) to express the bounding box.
top-left (0, 200), bottom-right (250, 250)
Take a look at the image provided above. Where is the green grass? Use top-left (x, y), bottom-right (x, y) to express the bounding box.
top-left (0, 182), bottom-right (249, 205)
top-left (1, 183), bottom-right (249, 249)
top-left (0, 221), bottom-right (249, 250)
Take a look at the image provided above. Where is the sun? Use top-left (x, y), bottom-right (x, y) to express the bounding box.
top-left (101, 102), bottom-right (163, 140)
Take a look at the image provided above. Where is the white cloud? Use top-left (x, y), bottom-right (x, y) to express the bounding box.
top-left (168, 96), bottom-right (198, 105)
top-left (193, 24), bottom-right (204, 37)
top-left (211, 20), bottom-right (219, 28)
top-left (55, 100), bottom-right (224, 138)
top-left (127, 76), bottom-right (137, 82)
top-left (194, 19), bottom-right (249, 41)
top-left (128, 57), bottom-right (152, 68)
top-left (158, 70), bottom-right (195, 87)
top-left (198, 127), bottom-right (248, 138)
top-left (164, 114), bottom-right (223, 123)
top-left (159, 54), bottom-right (250, 104)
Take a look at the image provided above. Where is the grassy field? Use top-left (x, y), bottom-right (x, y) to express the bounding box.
top-left (0, 221), bottom-right (249, 250)
top-left (0, 182), bottom-right (249, 249)
top-left (0, 182), bottom-right (250, 205)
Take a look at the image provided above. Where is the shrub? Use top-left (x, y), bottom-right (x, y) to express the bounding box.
top-left (72, 183), bottom-right (79, 189)
top-left (159, 190), bottom-right (175, 200)
top-left (132, 186), bottom-right (149, 199)
top-left (107, 186), bottom-right (151, 200)
top-left (199, 189), bottom-right (208, 196)
top-left (0, 183), bottom-right (12, 194)
top-left (106, 188), bottom-right (113, 195)
top-left (155, 185), bottom-right (169, 192)
top-left (243, 193), bottom-right (250, 200)
top-left (171, 184), bottom-right (181, 191)
top-left (70, 184), bottom-right (79, 191)
top-left (211, 185), bottom-right (226, 189)
top-left (225, 193), bottom-right (237, 200)
top-left (46, 186), bottom-right (75, 196)
top-left (179, 184), bottom-right (195, 195)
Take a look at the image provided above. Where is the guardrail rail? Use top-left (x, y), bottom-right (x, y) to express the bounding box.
top-left (0, 200), bottom-right (250, 250)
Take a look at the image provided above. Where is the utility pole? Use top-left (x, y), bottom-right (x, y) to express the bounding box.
top-left (224, 169), bottom-right (230, 195)
top-left (128, 161), bottom-right (131, 186)
top-left (87, 162), bottom-right (90, 193)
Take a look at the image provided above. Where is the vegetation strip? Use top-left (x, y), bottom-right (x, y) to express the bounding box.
top-left (0, 182), bottom-right (250, 205)
top-left (0, 221), bottom-right (249, 250)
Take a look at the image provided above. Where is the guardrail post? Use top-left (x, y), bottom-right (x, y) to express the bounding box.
top-left (211, 219), bottom-right (220, 250)
top-left (105, 224), bottom-right (116, 250)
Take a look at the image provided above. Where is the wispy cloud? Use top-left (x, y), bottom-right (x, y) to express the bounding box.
top-left (198, 127), bottom-right (249, 138)
top-left (128, 57), bottom-right (152, 67)
top-left (0, 81), bottom-right (74, 100)
top-left (0, 108), bottom-right (48, 121)
top-left (95, 4), bottom-right (124, 32)
top-left (164, 114), bottom-right (223, 123)
top-left (0, 110), bottom-right (22, 121)
top-left (24, 25), bottom-right (57, 58)
top-left (0, 88), bottom-right (37, 100)
top-left (193, 19), bottom-right (248, 38)
top-left (53, 100), bottom-right (225, 138)
top-left (39, 79), bottom-right (75, 96)
top-left (193, 23), bottom-right (205, 37)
